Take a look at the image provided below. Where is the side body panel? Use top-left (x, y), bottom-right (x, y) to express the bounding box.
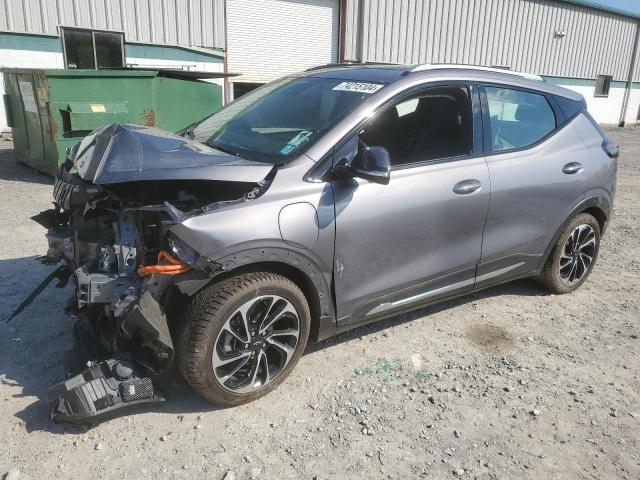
top-left (570, 113), bottom-right (618, 210)
top-left (169, 156), bottom-right (337, 324)
top-left (332, 156), bottom-right (490, 323)
top-left (477, 118), bottom-right (591, 281)
top-left (170, 72), bottom-right (609, 343)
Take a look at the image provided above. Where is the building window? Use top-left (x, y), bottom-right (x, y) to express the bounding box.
top-left (62, 27), bottom-right (124, 69)
top-left (232, 82), bottom-right (265, 99)
top-left (595, 75), bottom-right (612, 97)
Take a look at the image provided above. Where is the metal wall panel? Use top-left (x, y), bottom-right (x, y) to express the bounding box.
top-left (345, 0), bottom-right (640, 81)
top-left (0, 0), bottom-right (226, 50)
top-left (226, 0), bottom-right (339, 83)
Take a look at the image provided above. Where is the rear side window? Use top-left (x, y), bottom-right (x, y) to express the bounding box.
top-left (485, 86), bottom-right (556, 152)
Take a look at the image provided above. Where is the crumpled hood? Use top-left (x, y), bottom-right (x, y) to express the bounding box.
top-left (71, 124), bottom-right (274, 185)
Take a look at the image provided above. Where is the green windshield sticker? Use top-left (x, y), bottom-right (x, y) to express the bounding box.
top-left (280, 144), bottom-right (296, 155)
top-left (279, 130), bottom-right (313, 155)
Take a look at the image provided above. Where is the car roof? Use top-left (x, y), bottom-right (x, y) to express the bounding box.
top-left (305, 63), bottom-right (410, 84)
top-left (304, 63), bottom-right (582, 101)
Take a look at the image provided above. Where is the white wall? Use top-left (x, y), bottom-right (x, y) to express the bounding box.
top-left (623, 89), bottom-right (640, 125)
top-left (226, 0), bottom-right (339, 83)
top-left (556, 83), bottom-right (640, 125)
top-left (0, 48), bottom-right (64, 132)
top-left (0, 51), bottom-right (224, 132)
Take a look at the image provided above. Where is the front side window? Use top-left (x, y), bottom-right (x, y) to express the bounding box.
top-left (358, 86), bottom-right (473, 166)
top-left (485, 86), bottom-right (556, 152)
top-left (191, 77), bottom-right (383, 163)
top-left (62, 28), bottom-right (124, 69)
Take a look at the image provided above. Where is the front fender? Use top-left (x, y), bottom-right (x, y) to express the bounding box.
top-left (171, 243), bottom-right (337, 342)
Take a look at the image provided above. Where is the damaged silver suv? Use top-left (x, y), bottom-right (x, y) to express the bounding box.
top-left (28, 64), bottom-right (618, 419)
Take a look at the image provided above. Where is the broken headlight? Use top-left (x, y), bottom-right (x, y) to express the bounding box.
top-left (63, 142), bottom-right (80, 169)
top-left (167, 234), bottom-right (198, 265)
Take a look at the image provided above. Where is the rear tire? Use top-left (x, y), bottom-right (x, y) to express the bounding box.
top-left (538, 213), bottom-right (600, 294)
top-left (176, 272), bottom-right (310, 407)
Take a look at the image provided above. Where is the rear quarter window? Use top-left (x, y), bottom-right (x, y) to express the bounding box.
top-left (554, 95), bottom-right (586, 122)
top-left (485, 86), bottom-right (556, 152)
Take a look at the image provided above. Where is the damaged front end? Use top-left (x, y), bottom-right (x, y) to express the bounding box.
top-left (24, 124), bottom-right (274, 425)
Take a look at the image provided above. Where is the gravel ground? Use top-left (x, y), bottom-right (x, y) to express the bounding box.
top-left (0, 127), bottom-right (639, 480)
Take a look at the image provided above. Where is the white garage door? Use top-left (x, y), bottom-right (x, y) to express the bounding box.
top-left (226, 0), bottom-right (339, 84)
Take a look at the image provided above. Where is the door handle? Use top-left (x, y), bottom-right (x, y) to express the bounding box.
top-left (453, 179), bottom-right (482, 195)
top-left (562, 162), bottom-right (584, 175)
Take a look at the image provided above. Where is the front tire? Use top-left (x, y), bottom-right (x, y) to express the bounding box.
top-left (176, 272), bottom-right (310, 407)
top-left (538, 213), bottom-right (601, 294)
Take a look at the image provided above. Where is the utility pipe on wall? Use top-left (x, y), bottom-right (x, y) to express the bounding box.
top-left (357, 0), bottom-right (365, 63)
top-left (619, 19), bottom-right (640, 127)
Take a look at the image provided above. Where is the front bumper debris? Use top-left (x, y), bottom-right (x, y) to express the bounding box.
top-left (12, 124), bottom-right (276, 425)
top-left (48, 359), bottom-right (164, 426)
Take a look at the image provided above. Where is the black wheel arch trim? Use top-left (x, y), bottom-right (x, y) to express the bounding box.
top-left (171, 246), bottom-right (337, 344)
top-left (537, 195), bottom-right (610, 272)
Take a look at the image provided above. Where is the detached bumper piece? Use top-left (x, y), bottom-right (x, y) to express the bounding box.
top-left (48, 359), bottom-right (164, 426)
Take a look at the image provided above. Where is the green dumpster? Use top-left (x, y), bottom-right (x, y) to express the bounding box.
top-left (2, 68), bottom-right (224, 175)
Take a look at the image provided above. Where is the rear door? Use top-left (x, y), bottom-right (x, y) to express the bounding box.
top-left (477, 84), bottom-right (588, 285)
top-left (331, 84), bottom-right (491, 324)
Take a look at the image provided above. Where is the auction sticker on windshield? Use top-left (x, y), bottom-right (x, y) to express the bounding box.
top-left (332, 82), bottom-right (384, 94)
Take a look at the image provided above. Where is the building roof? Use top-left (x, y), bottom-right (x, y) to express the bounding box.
top-left (561, 0), bottom-right (640, 20)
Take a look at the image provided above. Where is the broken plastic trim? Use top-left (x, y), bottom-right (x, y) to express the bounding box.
top-left (49, 359), bottom-right (164, 426)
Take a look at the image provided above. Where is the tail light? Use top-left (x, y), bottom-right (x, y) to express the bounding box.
top-left (602, 139), bottom-right (619, 159)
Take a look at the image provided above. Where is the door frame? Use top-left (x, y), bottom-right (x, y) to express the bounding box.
top-left (477, 82), bottom-right (567, 157)
top-left (475, 82), bottom-right (577, 287)
top-left (328, 81), bottom-right (491, 324)
top-left (305, 81), bottom-right (485, 183)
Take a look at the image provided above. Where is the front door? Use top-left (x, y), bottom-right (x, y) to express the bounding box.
top-left (331, 84), bottom-right (490, 324)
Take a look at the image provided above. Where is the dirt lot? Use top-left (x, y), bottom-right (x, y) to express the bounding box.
top-left (0, 127), bottom-right (638, 480)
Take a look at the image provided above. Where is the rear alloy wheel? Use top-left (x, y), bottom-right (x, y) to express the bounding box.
top-left (177, 272), bottom-right (310, 406)
top-left (558, 224), bottom-right (597, 285)
top-left (538, 213), bottom-right (601, 294)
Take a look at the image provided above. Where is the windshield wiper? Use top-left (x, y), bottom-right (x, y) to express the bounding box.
top-left (208, 141), bottom-right (240, 157)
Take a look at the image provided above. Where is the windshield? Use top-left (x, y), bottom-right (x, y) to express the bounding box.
top-left (190, 76), bottom-right (384, 163)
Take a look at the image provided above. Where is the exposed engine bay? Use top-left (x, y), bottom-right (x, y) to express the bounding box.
top-left (14, 124), bottom-right (275, 424)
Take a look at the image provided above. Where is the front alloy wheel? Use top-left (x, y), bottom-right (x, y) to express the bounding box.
top-left (213, 295), bottom-right (300, 393)
top-left (177, 272), bottom-right (310, 406)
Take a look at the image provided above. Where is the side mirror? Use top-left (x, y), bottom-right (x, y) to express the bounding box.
top-left (335, 146), bottom-right (391, 185)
